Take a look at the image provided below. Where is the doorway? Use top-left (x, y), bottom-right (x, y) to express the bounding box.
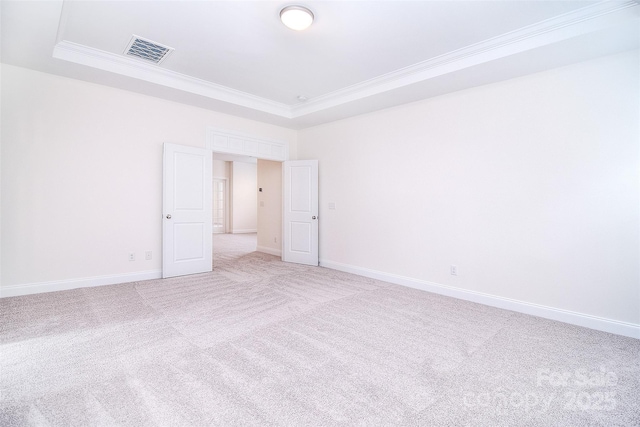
top-left (212, 153), bottom-right (259, 267)
top-left (163, 142), bottom-right (316, 278)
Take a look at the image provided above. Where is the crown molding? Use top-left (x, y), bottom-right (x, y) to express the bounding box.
top-left (52, 1), bottom-right (638, 121)
top-left (290, 0), bottom-right (639, 117)
top-left (52, 40), bottom-right (292, 118)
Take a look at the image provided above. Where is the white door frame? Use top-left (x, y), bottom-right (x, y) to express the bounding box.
top-left (162, 129), bottom-right (295, 278)
top-left (206, 127), bottom-right (288, 162)
top-left (162, 126), bottom-right (289, 277)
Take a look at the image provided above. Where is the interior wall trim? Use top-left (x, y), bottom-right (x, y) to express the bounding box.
top-left (291, 0), bottom-right (639, 117)
top-left (231, 229), bottom-right (258, 234)
top-left (52, 1), bottom-right (638, 120)
top-left (0, 270), bottom-right (163, 298)
top-left (52, 40), bottom-right (291, 117)
top-left (319, 259), bottom-right (640, 339)
top-left (206, 127), bottom-right (289, 161)
top-left (257, 246), bottom-right (282, 257)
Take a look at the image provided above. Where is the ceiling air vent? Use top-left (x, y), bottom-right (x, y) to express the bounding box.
top-left (123, 35), bottom-right (174, 64)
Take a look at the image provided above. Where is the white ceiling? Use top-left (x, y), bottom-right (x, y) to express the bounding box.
top-left (2, 1), bottom-right (639, 129)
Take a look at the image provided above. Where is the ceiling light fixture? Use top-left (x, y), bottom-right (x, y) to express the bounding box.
top-left (280, 5), bottom-right (314, 31)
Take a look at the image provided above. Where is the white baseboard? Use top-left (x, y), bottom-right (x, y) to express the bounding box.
top-left (257, 245), bottom-right (281, 257)
top-left (0, 270), bottom-right (163, 298)
top-left (320, 259), bottom-right (640, 340)
top-left (231, 229), bottom-right (257, 234)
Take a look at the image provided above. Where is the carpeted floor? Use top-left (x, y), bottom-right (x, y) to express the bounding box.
top-left (1, 233), bottom-right (639, 426)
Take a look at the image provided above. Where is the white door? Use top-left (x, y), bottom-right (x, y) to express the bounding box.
top-left (283, 160), bottom-right (318, 266)
top-left (212, 178), bottom-right (226, 233)
top-left (163, 143), bottom-right (213, 278)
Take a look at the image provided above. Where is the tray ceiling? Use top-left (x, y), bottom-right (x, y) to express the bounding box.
top-left (2, 1), bottom-right (638, 129)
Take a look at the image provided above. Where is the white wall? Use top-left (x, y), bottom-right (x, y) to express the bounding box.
top-left (297, 50), bottom-right (639, 331)
top-left (230, 161), bottom-right (257, 233)
top-left (0, 64), bottom-right (296, 293)
top-left (257, 159), bottom-right (282, 255)
top-left (212, 158), bottom-right (230, 180)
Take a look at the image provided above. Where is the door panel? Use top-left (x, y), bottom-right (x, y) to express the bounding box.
top-left (283, 160), bottom-right (318, 266)
top-left (173, 223), bottom-right (205, 260)
top-left (163, 143), bottom-right (212, 278)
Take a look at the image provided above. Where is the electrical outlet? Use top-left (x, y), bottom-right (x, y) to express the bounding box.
top-left (129, 252), bottom-right (136, 262)
top-left (274, 237), bottom-right (277, 243)
top-left (145, 250), bottom-right (152, 260)
top-left (450, 265), bottom-right (458, 276)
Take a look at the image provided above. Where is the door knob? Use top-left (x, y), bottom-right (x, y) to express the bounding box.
top-left (312, 216), bottom-right (317, 220)
top-left (166, 214), bottom-right (172, 219)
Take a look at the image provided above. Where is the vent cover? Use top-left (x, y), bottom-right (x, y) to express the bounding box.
top-left (124, 35), bottom-right (173, 64)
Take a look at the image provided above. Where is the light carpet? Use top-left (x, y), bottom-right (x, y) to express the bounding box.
top-left (1, 234), bottom-right (639, 426)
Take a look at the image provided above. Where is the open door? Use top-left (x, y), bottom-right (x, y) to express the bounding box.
top-left (283, 160), bottom-right (318, 266)
top-left (163, 143), bottom-right (212, 278)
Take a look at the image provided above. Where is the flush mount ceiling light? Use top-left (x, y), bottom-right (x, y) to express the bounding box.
top-left (280, 5), bottom-right (314, 31)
